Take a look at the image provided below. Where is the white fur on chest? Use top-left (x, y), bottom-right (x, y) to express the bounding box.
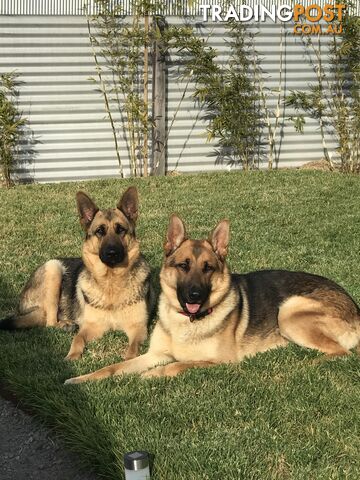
top-left (76, 284), bottom-right (145, 331)
top-left (76, 303), bottom-right (133, 328)
top-left (158, 291), bottom-right (238, 362)
top-left (172, 332), bottom-right (226, 362)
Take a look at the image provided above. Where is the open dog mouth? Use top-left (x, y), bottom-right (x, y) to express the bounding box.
top-left (177, 284), bottom-right (212, 319)
top-left (185, 303), bottom-right (202, 314)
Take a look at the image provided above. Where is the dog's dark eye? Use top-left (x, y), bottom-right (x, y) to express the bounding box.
top-left (203, 262), bottom-right (214, 273)
top-left (114, 223), bottom-right (126, 235)
top-left (177, 262), bottom-right (190, 272)
top-left (95, 225), bottom-right (106, 237)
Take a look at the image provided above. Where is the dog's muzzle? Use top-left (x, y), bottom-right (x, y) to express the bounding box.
top-left (177, 283), bottom-right (212, 321)
top-left (100, 244), bottom-right (125, 267)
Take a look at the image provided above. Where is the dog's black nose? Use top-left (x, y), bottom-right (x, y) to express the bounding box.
top-left (104, 248), bottom-right (122, 262)
top-left (100, 243), bottom-right (125, 266)
top-left (106, 248), bottom-right (117, 258)
top-left (188, 287), bottom-right (201, 302)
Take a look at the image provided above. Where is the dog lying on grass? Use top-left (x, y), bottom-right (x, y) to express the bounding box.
top-left (0, 187), bottom-right (154, 361)
top-left (65, 214), bottom-right (360, 384)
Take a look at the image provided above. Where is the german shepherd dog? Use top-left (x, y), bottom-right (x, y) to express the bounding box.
top-left (0, 187), bottom-right (153, 361)
top-left (65, 215), bottom-right (360, 384)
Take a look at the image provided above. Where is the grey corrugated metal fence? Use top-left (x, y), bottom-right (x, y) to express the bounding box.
top-left (1, 0), bottom-right (359, 16)
top-left (0, 2), bottom-right (354, 182)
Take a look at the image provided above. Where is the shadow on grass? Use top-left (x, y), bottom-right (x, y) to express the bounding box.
top-left (0, 272), bottom-right (162, 479)
top-left (0, 275), bottom-right (17, 315)
top-left (0, 326), bottom-right (130, 479)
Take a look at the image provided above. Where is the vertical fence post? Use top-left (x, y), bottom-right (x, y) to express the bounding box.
top-left (152, 16), bottom-right (167, 176)
top-left (143, 12), bottom-right (149, 177)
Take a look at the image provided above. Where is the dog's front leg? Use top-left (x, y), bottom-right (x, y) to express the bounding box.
top-left (65, 332), bottom-right (87, 361)
top-left (121, 302), bottom-right (148, 360)
top-left (142, 360), bottom-right (216, 378)
top-left (64, 351), bottom-right (173, 384)
top-left (65, 321), bottom-right (108, 361)
top-left (123, 323), bottom-right (148, 360)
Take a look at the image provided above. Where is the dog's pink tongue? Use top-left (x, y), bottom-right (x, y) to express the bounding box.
top-left (186, 303), bottom-right (201, 314)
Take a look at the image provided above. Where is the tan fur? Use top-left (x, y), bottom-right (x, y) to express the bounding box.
top-left (65, 217), bottom-right (360, 385)
top-left (66, 288), bottom-right (149, 361)
top-left (16, 259), bottom-right (64, 328)
top-left (43, 260), bottom-right (64, 327)
top-left (278, 296), bottom-right (359, 355)
top-left (237, 332), bottom-right (290, 360)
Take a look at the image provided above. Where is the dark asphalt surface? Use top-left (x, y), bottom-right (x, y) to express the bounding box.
top-left (0, 396), bottom-right (100, 480)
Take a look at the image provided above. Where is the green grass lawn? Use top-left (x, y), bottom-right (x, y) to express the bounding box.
top-left (0, 171), bottom-right (359, 479)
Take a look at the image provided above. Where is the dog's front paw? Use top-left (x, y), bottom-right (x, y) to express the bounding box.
top-left (60, 323), bottom-right (78, 333)
top-left (64, 375), bottom-right (84, 385)
top-left (123, 351), bottom-right (137, 361)
top-left (64, 352), bottom-right (82, 361)
top-left (141, 366), bottom-right (166, 378)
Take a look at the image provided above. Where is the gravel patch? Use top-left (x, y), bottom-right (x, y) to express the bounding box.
top-left (0, 396), bottom-right (100, 480)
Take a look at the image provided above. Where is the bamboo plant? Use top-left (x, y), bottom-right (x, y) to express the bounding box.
top-left (286, 5), bottom-right (360, 172)
top-left (0, 72), bottom-right (28, 187)
top-left (86, 0), bottom-right (210, 177)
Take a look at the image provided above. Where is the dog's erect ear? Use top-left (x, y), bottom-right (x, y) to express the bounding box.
top-left (164, 214), bottom-right (187, 256)
top-left (117, 186), bottom-right (139, 223)
top-left (76, 192), bottom-right (99, 230)
top-left (209, 219), bottom-right (230, 260)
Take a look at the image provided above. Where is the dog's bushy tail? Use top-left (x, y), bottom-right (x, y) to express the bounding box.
top-left (0, 307), bottom-right (46, 330)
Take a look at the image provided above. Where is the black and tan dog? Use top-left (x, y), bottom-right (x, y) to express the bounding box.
top-left (65, 214), bottom-right (360, 384)
top-left (0, 187), bottom-right (153, 361)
